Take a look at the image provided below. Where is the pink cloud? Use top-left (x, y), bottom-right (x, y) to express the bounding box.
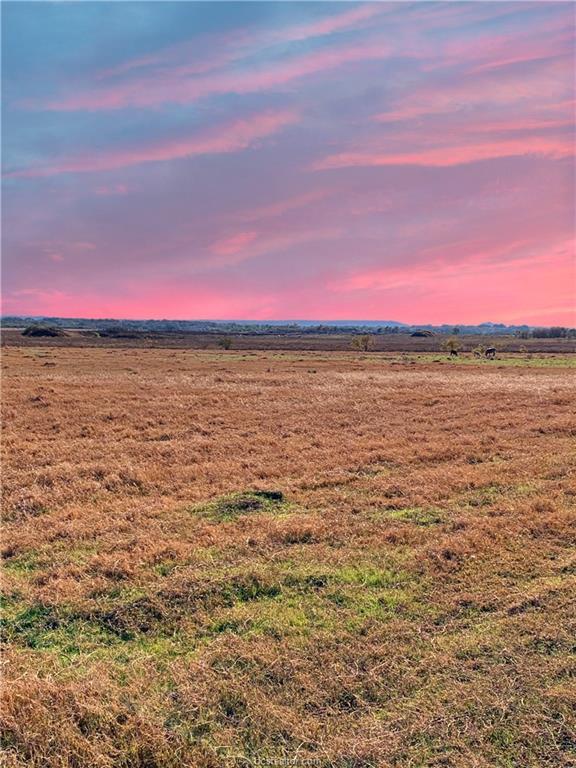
top-left (97, 53), bottom-right (162, 81)
top-left (38, 3), bottom-right (564, 116)
top-left (197, 227), bottom-right (342, 270)
top-left (323, 238), bottom-right (575, 325)
top-left (471, 52), bottom-right (561, 75)
top-left (38, 37), bottom-right (391, 112)
top-left (36, 241), bottom-right (96, 262)
top-left (6, 109), bottom-right (298, 178)
top-left (2, 288), bottom-right (69, 315)
top-left (5, 238), bottom-right (574, 327)
top-left (235, 189), bottom-right (331, 222)
top-left (464, 24), bottom-right (573, 75)
top-left (425, 13), bottom-right (573, 73)
top-left (375, 55), bottom-right (572, 125)
top-left (330, 239), bottom-right (533, 292)
top-left (278, 4), bottom-right (384, 43)
top-left (1, 284), bottom-right (279, 321)
top-left (96, 4), bottom-right (383, 84)
top-left (469, 116), bottom-right (575, 133)
top-left (314, 136), bottom-right (574, 170)
top-left (95, 183), bottom-right (129, 196)
top-left (210, 231), bottom-right (258, 256)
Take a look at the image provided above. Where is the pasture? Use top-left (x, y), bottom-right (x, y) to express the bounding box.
top-left (1, 344), bottom-right (575, 767)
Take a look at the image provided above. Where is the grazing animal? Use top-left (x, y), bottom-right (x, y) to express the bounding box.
top-left (450, 349), bottom-right (459, 357)
top-left (485, 347), bottom-right (496, 359)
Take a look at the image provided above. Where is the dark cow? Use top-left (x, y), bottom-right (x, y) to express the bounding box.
top-left (485, 347), bottom-right (496, 359)
top-left (450, 349), bottom-right (459, 357)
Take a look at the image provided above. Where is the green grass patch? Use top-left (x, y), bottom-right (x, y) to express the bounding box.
top-left (331, 564), bottom-right (408, 588)
top-left (2, 550), bottom-right (40, 573)
top-left (1, 554), bottom-right (426, 669)
top-left (462, 483), bottom-right (504, 508)
top-left (1, 602), bottom-right (121, 653)
top-left (384, 353), bottom-right (576, 368)
top-left (206, 592), bottom-right (334, 639)
top-left (203, 561), bottom-right (422, 639)
top-left (191, 489), bottom-right (288, 521)
top-left (387, 507), bottom-right (443, 526)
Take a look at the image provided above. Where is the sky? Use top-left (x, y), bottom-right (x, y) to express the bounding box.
top-left (2, 1), bottom-right (575, 325)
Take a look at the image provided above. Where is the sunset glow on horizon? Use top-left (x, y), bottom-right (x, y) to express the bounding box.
top-left (2, 1), bottom-right (575, 325)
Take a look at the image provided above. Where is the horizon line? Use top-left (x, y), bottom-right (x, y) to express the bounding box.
top-left (2, 314), bottom-right (571, 329)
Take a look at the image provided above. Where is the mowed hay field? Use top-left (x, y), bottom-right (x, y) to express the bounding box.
top-left (1, 345), bottom-right (576, 768)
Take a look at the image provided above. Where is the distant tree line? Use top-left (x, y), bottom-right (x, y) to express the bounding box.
top-left (3, 316), bottom-right (575, 338)
top-left (515, 327), bottom-right (576, 339)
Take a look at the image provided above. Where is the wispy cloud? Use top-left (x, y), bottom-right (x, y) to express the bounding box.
top-left (235, 189), bottom-right (331, 222)
top-left (314, 136), bottom-right (574, 170)
top-left (37, 35), bottom-right (392, 112)
top-left (95, 183), bottom-right (129, 196)
top-left (96, 4), bottom-right (383, 83)
top-left (200, 227), bottom-right (342, 270)
top-left (210, 231), bottom-right (258, 257)
top-left (329, 238), bottom-right (572, 293)
top-left (375, 61), bottom-right (571, 124)
top-left (6, 109), bottom-right (298, 177)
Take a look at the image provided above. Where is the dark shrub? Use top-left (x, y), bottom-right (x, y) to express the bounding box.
top-left (22, 325), bottom-right (65, 337)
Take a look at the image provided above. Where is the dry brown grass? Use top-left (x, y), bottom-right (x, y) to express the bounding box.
top-left (1, 345), bottom-right (575, 767)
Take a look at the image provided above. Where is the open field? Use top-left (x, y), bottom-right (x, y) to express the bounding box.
top-left (3, 328), bottom-right (575, 354)
top-left (2, 345), bottom-right (575, 767)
